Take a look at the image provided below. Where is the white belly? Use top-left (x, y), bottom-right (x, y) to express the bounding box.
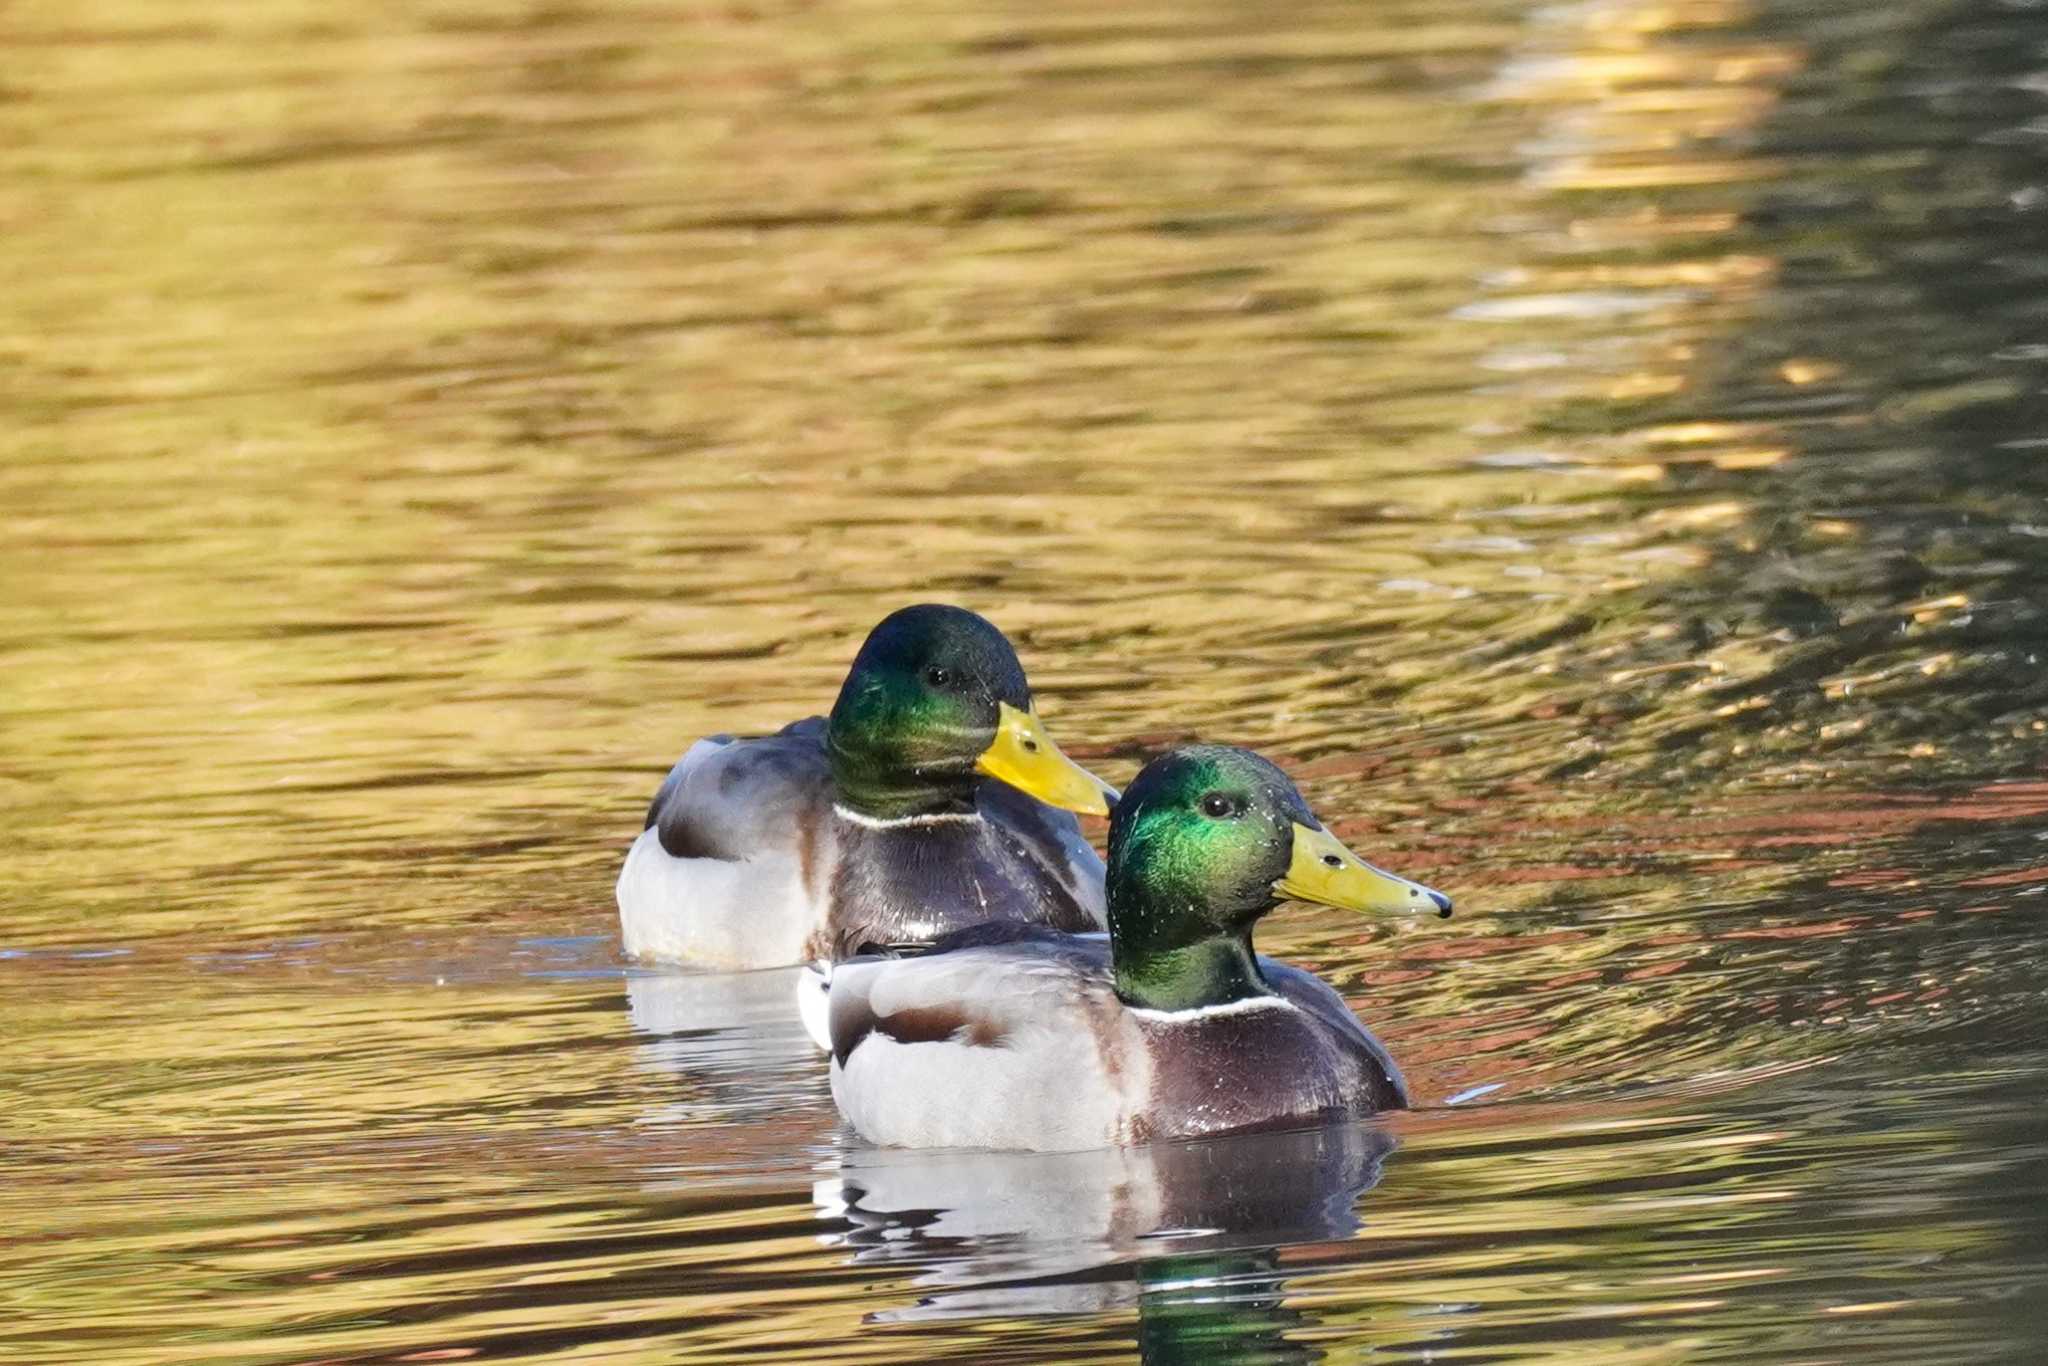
top-left (616, 826), bottom-right (816, 968)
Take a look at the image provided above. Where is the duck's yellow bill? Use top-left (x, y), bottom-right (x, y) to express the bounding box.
top-left (976, 701), bottom-right (1119, 817)
top-left (1275, 822), bottom-right (1452, 919)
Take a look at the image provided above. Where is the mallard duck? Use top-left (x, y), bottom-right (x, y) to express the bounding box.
top-left (618, 604), bottom-right (1119, 969)
top-left (823, 744), bottom-right (1452, 1151)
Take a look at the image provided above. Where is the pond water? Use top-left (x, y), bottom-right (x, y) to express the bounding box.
top-left (4, 0), bottom-right (2047, 1360)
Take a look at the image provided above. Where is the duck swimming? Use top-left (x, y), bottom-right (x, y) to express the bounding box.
top-left (823, 744), bottom-right (1451, 1151)
top-left (618, 604), bottom-right (1119, 969)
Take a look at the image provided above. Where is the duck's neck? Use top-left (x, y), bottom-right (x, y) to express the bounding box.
top-left (826, 727), bottom-right (978, 821)
top-left (1113, 929), bottom-right (1269, 1013)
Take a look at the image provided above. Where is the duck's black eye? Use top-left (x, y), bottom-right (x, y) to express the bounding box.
top-left (924, 666), bottom-right (952, 688)
top-left (1201, 792), bottom-right (1238, 819)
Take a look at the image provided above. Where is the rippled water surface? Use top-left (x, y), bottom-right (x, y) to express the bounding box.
top-left (5, 0), bottom-right (2048, 1360)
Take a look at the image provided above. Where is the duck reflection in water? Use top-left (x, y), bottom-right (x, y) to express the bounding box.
top-left (623, 964), bottom-right (826, 1126)
top-left (817, 1121), bottom-right (1394, 1359)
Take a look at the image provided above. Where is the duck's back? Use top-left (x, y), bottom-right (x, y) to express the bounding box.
top-left (618, 718), bottom-right (834, 967)
top-left (828, 930), bottom-right (1145, 1151)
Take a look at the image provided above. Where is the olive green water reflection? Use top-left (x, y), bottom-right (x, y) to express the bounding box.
top-left (4, 0), bottom-right (2047, 1360)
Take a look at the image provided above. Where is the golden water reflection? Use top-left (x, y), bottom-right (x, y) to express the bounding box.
top-left (5, 0), bottom-right (2048, 1360)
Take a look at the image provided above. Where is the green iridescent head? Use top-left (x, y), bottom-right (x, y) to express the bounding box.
top-left (1106, 745), bottom-right (1450, 1010)
top-left (825, 604), bottom-right (1117, 820)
